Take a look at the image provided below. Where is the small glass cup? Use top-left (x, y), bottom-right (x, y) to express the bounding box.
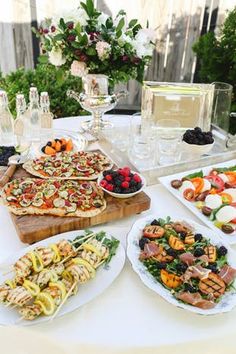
top-left (156, 119), bottom-right (181, 165)
top-left (129, 122), bottom-right (157, 170)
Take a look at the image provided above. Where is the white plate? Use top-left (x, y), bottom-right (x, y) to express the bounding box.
top-left (35, 129), bottom-right (88, 157)
top-left (159, 159), bottom-right (236, 244)
top-left (127, 214), bottom-right (236, 315)
top-left (0, 228), bottom-right (125, 326)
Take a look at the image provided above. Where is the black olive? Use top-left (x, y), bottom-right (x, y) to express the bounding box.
top-left (171, 179), bottom-right (182, 189)
top-left (221, 224), bottom-right (234, 234)
top-left (176, 263), bottom-right (188, 273)
top-left (166, 248), bottom-right (178, 257)
top-left (202, 206), bottom-right (212, 216)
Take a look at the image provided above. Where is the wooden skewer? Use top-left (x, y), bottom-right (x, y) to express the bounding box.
top-left (71, 232), bottom-right (95, 245)
top-left (50, 282), bottom-right (77, 322)
top-left (60, 234), bottom-right (96, 265)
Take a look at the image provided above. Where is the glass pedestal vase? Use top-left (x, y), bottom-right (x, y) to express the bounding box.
top-left (68, 74), bottom-right (126, 136)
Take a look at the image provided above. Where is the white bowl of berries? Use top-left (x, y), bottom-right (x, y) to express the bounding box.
top-left (182, 127), bottom-right (214, 156)
top-left (97, 167), bottom-right (146, 198)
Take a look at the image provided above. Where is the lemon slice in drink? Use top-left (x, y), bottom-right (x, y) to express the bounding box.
top-left (35, 292), bottom-right (55, 316)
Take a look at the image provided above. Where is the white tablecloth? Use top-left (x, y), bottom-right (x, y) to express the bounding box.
top-left (1, 115), bottom-right (236, 353)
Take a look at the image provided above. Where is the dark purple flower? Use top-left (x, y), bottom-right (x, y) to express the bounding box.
top-left (51, 25), bottom-right (56, 32)
top-left (122, 55), bottom-right (129, 62)
top-left (74, 49), bottom-right (82, 56)
top-left (67, 34), bottom-right (76, 42)
top-left (131, 56), bottom-right (141, 65)
top-left (67, 22), bottom-right (74, 30)
top-left (79, 53), bottom-right (88, 62)
top-left (43, 28), bottom-right (49, 34)
top-left (89, 32), bottom-right (98, 41)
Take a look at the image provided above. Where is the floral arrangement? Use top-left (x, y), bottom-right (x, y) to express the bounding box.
top-left (33, 0), bottom-right (155, 85)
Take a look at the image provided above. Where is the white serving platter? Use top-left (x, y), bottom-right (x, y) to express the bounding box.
top-left (127, 214), bottom-right (236, 315)
top-left (0, 228), bottom-right (125, 326)
top-left (159, 159), bottom-right (236, 244)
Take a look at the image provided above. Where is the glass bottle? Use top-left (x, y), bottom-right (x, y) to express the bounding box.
top-left (29, 87), bottom-right (41, 141)
top-left (40, 92), bottom-right (53, 139)
top-left (14, 94), bottom-right (31, 153)
top-left (0, 90), bottom-right (15, 145)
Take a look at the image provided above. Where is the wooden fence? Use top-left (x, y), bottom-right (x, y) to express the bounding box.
top-left (0, 0), bottom-right (235, 110)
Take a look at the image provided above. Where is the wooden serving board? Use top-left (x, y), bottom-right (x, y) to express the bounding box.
top-left (0, 165), bottom-right (151, 244)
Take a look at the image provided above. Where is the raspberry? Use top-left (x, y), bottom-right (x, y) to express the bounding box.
top-left (105, 174), bottom-right (112, 181)
top-left (121, 181), bottom-right (129, 189)
top-left (133, 174), bottom-right (141, 183)
top-left (100, 179), bottom-right (107, 187)
top-left (106, 183), bottom-right (114, 191)
top-left (125, 176), bottom-right (131, 182)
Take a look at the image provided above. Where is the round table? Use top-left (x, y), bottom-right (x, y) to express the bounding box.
top-left (1, 115), bottom-right (236, 354)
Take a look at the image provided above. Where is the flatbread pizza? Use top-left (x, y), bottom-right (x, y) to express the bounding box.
top-left (2, 178), bottom-right (106, 217)
top-left (23, 151), bottom-right (113, 180)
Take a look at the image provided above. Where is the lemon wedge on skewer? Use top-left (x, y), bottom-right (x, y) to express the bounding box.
top-left (49, 281), bottom-right (66, 300)
top-left (23, 280), bottom-right (40, 296)
top-left (82, 244), bottom-right (102, 257)
top-left (72, 258), bottom-right (96, 278)
top-left (50, 244), bottom-right (61, 263)
top-left (35, 292), bottom-right (55, 316)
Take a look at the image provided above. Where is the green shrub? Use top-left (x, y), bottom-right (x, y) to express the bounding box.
top-left (0, 64), bottom-right (84, 118)
top-left (193, 8), bottom-right (236, 133)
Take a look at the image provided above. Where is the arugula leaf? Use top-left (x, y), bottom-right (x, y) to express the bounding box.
top-left (184, 170), bottom-right (203, 179)
top-left (209, 204), bottom-right (228, 221)
top-left (216, 255), bottom-right (228, 268)
top-left (214, 165), bottom-right (236, 173)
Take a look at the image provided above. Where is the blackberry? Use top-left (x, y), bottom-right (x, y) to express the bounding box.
top-left (166, 248), bottom-right (178, 257)
top-left (179, 231), bottom-right (186, 240)
top-left (176, 263), bottom-right (188, 273)
top-left (217, 246), bottom-right (228, 257)
top-left (114, 187), bottom-right (121, 194)
top-left (155, 262), bottom-right (167, 270)
top-left (139, 237), bottom-right (149, 250)
top-left (194, 233), bottom-right (203, 242)
top-left (206, 263), bottom-right (218, 273)
top-left (193, 247), bottom-right (205, 257)
top-left (184, 283), bottom-right (197, 293)
top-left (130, 180), bottom-right (137, 187)
top-left (42, 146), bottom-right (46, 153)
top-left (47, 141), bottom-right (52, 146)
top-left (151, 219), bottom-right (160, 226)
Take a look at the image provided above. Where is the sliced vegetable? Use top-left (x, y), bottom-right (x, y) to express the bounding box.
top-left (183, 188), bottom-right (195, 201)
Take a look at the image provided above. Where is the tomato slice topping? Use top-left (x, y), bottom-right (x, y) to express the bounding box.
top-left (183, 188), bottom-right (195, 201)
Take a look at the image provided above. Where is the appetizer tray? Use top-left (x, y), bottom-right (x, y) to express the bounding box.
top-left (127, 214), bottom-right (236, 315)
top-left (159, 159), bottom-right (236, 244)
top-left (0, 152), bottom-right (150, 244)
top-left (99, 126), bottom-right (236, 186)
top-left (0, 228), bottom-right (125, 325)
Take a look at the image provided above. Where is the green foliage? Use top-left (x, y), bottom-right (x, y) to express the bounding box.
top-left (0, 64), bottom-right (84, 118)
top-left (193, 8), bottom-right (236, 108)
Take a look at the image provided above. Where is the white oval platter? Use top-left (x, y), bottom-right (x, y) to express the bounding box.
top-left (127, 214), bottom-right (236, 315)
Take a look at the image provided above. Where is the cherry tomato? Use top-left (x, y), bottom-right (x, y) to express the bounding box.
top-left (231, 218), bottom-right (236, 224)
top-left (183, 188), bottom-right (195, 201)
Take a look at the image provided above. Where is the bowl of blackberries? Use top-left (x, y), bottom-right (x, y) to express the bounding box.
top-left (0, 146), bottom-right (17, 166)
top-left (182, 127), bottom-right (214, 156)
top-left (98, 167), bottom-right (146, 199)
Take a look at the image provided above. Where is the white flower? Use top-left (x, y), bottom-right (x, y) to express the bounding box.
top-left (133, 28), bottom-right (156, 58)
top-left (70, 60), bottom-right (88, 77)
top-left (132, 41), bottom-right (154, 58)
top-left (48, 47), bottom-right (66, 66)
top-left (135, 28), bottom-right (156, 43)
top-left (119, 33), bottom-right (133, 45)
top-left (97, 12), bottom-right (109, 27)
top-left (96, 41), bottom-right (111, 60)
top-left (52, 7), bottom-right (88, 28)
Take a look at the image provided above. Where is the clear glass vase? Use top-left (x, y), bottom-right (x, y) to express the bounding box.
top-left (68, 74), bottom-right (127, 136)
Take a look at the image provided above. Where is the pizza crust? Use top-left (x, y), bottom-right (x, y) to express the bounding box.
top-left (6, 200), bottom-right (106, 218)
top-left (2, 179), bottom-right (107, 218)
top-left (23, 159), bottom-right (113, 180)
